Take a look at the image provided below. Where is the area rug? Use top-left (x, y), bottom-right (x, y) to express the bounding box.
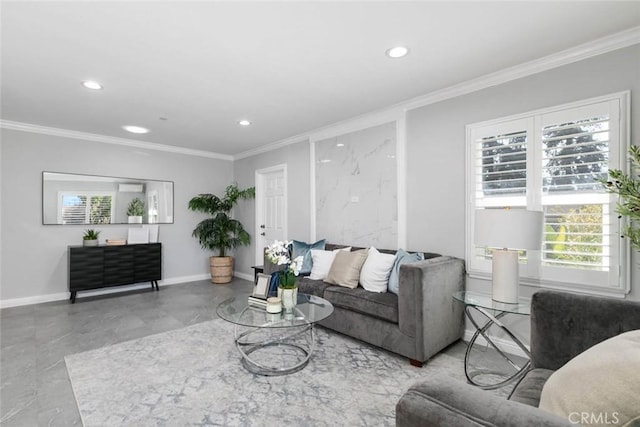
top-left (65, 319), bottom-right (508, 426)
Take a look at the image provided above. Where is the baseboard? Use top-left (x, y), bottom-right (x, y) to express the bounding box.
top-left (234, 271), bottom-right (254, 282)
top-left (0, 273), bottom-right (211, 309)
top-left (463, 329), bottom-right (530, 359)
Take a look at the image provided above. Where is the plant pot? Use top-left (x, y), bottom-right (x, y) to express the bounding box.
top-left (128, 216), bottom-right (143, 224)
top-left (83, 239), bottom-right (98, 247)
top-left (278, 286), bottom-right (298, 311)
top-left (210, 256), bottom-right (233, 284)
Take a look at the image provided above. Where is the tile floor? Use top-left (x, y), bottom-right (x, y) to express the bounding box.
top-left (0, 279), bottom-right (510, 426)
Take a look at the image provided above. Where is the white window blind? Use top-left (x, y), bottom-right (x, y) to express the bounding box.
top-left (59, 192), bottom-right (114, 224)
top-left (466, 93), bottom-right (629, 296)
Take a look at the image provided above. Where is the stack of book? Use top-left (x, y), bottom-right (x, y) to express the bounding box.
top-left (106, 239), bottom-right (127, 246)
top-left (248, 296), bottom-right (267, 308)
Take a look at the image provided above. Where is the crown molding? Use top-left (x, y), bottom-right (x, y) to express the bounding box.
top-left (0, 120), bottom-right (234, 161)
top-left (236, 26), bottom-right (640, 160)
top-left (401, 25), bottom-right (640, 112)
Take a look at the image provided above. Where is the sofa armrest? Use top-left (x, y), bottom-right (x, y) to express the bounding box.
top-left (396, 374), bottom-right (571, 427)
top-left (530, 290), bottom-right (640, 370)
top-left (398, 256), bottom-right (465, 362)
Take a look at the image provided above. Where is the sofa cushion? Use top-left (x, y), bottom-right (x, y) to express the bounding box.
top-left (309, 247), bottom-right (351, 280)
top-left (508, 368), bottom-right (554, 407)
top-left (538, 329), bottom-right (640, 426)
top-left (323, 286), bottom-right (398, 323)
top-left (292, 239), bottom-right (326, 274)
top-left (295, 276), bottom-right (332, 297)
top-left (359, 247), bottom-right (396, 293)
top-left (325, 249), bottom-right (368, 289)
top-left (388, 249), bottom-right (425, 294)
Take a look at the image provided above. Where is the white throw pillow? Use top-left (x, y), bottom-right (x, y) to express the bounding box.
top-left (359, 247), bottom-right (396, 293)
top-left (309, 247), bottom-right (351, 280)
top-left (539, 329), bottom-right (640, 427)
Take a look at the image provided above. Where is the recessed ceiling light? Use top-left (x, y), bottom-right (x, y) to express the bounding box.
top-left (123, 125), bottom-right (149, 134)
top-left (336, 143), bottom-right (345, 147)
top-left (319, 159), bottom-right (332, 164)
top-left (81, 80), bottom-right (103, 90)
top-left (238, 120), bottom-right (252, 126)
top-left (386, 46), bottom-right (409, 59)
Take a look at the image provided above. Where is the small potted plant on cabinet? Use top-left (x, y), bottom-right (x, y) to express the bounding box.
top-left (188, 183), bottom-right (255, 284)
top-left (127, 198), bottom-right (145, 223)
top-left (83, 229), bottom-right (100, 246)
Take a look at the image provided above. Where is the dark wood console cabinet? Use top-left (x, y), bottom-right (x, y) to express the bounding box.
top-left (68, 243), bottom-right (161, 303)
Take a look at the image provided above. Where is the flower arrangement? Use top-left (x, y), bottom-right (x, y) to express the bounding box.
top-left (265, 240), bottom-right (303, 289)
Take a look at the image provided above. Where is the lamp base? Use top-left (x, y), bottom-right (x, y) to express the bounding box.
top-left (492, 249), bottom-right (519, 304)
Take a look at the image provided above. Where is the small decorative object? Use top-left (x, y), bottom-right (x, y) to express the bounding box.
top-left (266, 240), bottom-right (303, 311)
top-left (143, 224), bottom-right (160, 243)
top-left (127, 198), bottom-right (145, 224)
top-left (82, 229), bottom-right (100, 246)
top-left (266, 297), bottom-right (282, 313)
top-left (106, 239), bottom-right (127, 246)
top-left (188, 183), bottom-right (255, 284)
top-left (253, 273), bottom-right (271, 299)
top-left (127, 228), bottom-right (149, 244)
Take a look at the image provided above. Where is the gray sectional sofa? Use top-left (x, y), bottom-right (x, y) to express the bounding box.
top-left (395, 290), bottom-right (640, 426)
top-left (265, 244), bottom-right (466, 366)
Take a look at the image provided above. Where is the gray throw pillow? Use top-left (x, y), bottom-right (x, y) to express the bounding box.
top-left (388, 249), bottom-right (425, 294)
top-left (325, 249), bottom-right (368, 288)
top-left (292, 239), bottom-right (326, 274)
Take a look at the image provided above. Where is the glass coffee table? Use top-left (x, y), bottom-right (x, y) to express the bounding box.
top-left (217, 293), bottom-right (334, 376)
top-left (453, 291), bottom-right (531, 390)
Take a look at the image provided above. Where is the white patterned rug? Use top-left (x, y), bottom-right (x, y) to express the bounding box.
top-left (65, 319), bottom-right (507, 426)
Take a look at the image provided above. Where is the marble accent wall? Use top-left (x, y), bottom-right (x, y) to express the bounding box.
top-left (315, 122), bottom-right (397, 248)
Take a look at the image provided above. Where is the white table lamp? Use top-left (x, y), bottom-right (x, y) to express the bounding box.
top-left (474, 209), bottom-right (543, 304)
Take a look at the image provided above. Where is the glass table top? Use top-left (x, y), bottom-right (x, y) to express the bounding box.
top-left (453, 291), bottom-right (530, 315)
top-left (217, 293), bottom-right (334, 328)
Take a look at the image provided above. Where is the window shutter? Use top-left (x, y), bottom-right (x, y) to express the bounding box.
top-left (61, 195), bottom-right (88, 224)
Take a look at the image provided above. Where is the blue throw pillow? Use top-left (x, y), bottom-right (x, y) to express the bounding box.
top-left (388, 249), bottom-right (425, 295)
top-left (292, 239), bottom-right (326, 274)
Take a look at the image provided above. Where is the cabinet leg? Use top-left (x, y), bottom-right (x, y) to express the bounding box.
top-left (70, 291), bottom-right (76, 304)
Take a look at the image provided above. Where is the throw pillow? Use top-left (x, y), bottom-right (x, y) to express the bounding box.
top-left (309, 247), bottom-right (351, 280)
top-left (538, 329), bottom-right (640, 427)
top-left (292, 239), bottom-right (326, 274)
top-left (388, 249), bottom-right (425, 295)
top-left (325, 249), bottom-right (368, 289)
top-left (359, 247), bottom-right (396, 293)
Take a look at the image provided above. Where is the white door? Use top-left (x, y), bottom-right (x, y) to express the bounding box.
top-left (255, 165), bottom-right (287, 264)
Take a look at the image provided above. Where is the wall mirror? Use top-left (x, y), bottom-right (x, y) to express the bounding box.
top-left (43, 171), bottom-right (174, 225)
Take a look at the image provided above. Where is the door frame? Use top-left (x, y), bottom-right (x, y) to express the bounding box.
top-left (254, 164), bottom-right (288, 265)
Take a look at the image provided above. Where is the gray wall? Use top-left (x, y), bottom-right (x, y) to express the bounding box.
top-left (0, 129), bottom-right (234, 301)
top-left (233, 45), bottom-right (640, 307)
top-left (233, 141), bottom-right (312, 274)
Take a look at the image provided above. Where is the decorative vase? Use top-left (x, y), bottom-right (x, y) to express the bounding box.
top-left (128, 216), bottom-right (143, 224)
top-left (83, 239), bottom-right (98, 247)
top-left (278, 286), bottom-right (298, 311)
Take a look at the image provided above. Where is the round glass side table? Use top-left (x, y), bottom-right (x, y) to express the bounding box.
top-left (453, 291), bottom-right (531, 390)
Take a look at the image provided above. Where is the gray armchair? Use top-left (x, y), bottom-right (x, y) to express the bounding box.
top-left (395, 290), bottom-right (640, 426)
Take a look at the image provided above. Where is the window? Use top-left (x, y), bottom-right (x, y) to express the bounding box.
top-left (58, 192), bottom-right (115, 224)
top-left (466, 92), bottom-right (629, 295)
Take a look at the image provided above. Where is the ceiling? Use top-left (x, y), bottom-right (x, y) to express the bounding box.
top-left (2, 1), bottom-right (639, 157)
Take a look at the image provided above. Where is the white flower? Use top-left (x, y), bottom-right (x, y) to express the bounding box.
top-left (290, 255), bottom-right (304, 276)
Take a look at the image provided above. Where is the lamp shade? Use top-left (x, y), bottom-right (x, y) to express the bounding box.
top-left (474, 209), bottom-right (543, 250)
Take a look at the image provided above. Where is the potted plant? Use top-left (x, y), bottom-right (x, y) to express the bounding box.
top-left (83, 229), bottom-right (100, 246)
top-left (188, 183), bottom-right (255, 284)
top-left (127, 198), bottom-right (145, 223)
top-left (601, 145), bottom-right (640, 249)
top-left (265, 240), bottom-right (303, 310)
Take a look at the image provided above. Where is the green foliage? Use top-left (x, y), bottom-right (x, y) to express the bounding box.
top-left (188, 183), bottom-right (255, 256)
top-left (89, 196), bottom-right (112, 224)
top-left (544, 205), bottom-right (603, 266)
top-left (83, 229), bottom-right (100, 240)
top-left (601, 145), bottom-right (640, 250)
top-left (127, 198), bottom-right (145, 217)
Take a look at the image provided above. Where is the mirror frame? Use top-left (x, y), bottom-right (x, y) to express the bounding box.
top-left (42, 171), bottom-right (175, 225)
